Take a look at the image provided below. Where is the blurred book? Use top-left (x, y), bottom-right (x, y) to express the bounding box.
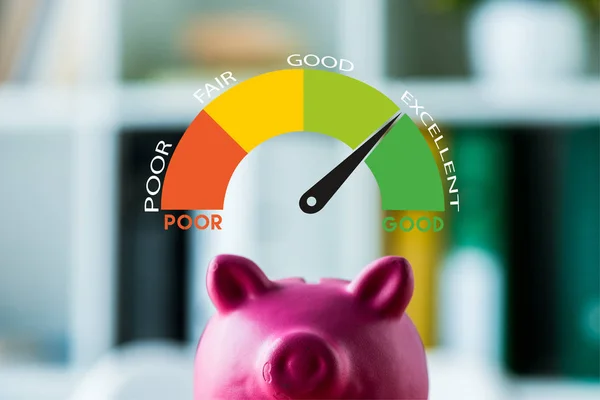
top-left (507, 126), bottom-right (600, 380)
top-left (117, 130), bottom-right (190, 345)
top-left (439, 129), bottom-right (508, 363)
top-left (22, 0), bottom-right (94, 84)
top-left (0, 0), bottom-right (83, 84)
top-left (507, 129), bottom-right (562, 375)
top-left (0, 0), bottom-right (44, 82)
top-left (556, 127), bottom-right (600, 379)
top-left (384, 210), bottom-right (442, 348)
top-left (506, 126), bottom-right (600, 381)
top-left (10, 0), bottom-right (55, 82)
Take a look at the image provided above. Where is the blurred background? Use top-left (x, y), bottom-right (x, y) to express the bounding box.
top-left (0, 0), bottom-right (599, 399)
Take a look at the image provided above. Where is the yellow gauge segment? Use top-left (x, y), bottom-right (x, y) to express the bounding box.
top-left (204, 69), bottom-right (304, 152)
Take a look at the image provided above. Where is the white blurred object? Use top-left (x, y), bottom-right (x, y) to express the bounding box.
top-left (436, 247), bottom-right (508, 399)
top-left (68, 341), bottom-right (193, 400)
top-left (468, 0), bottom-right (587, 81)
top-left (439, 247), bottom-right (505, 364)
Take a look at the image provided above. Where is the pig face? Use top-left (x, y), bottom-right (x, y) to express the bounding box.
top-left (194, 255), bottom-right (429, 400)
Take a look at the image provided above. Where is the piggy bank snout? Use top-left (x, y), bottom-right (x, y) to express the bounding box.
top-left (262, 332), bottom-right (343, 398)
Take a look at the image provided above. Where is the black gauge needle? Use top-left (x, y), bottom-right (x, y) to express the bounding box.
top-left (299, 111), bottom-right (403, 214)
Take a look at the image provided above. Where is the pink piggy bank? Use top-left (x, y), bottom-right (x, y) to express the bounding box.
top-left (194, 255), bottom-right (429, 399)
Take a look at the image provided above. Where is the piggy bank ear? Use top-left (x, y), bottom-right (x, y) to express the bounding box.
top-left (207, 254), bottom-right (276, 313)
top-left (348, 256), bottom-right (414, 318)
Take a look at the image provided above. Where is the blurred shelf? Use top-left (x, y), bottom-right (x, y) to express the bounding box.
top-left (0, 85), bottom-right (77, 131)
top-left (0, 84), bottom-right (119, 132)
top-left (116, 73), bottom-right (257, 129)
top-left (389, 78), bottom-right (600, 125)
top-left (118, 81), bottom-right (200, 129)
top-left (0, 357), bottom-right (597, 400)
top-left (1, 78), bottom-right (599, 131)
top-left (0, 364), bottom-right (81, 400)
top-left (426, 350), bottom-right (600, 400)
top-left (119, 78), bottom-right (600, 128)
top-left (513, 379), bottom-right (600, 400)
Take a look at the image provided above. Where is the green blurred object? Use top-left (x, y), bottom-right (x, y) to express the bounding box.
top-left (557, 127), bottom-right (600, 379)
top-left (451, 130), bottom-right (507, 254)
top-left (439, 128), bottom-right (508, 363)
